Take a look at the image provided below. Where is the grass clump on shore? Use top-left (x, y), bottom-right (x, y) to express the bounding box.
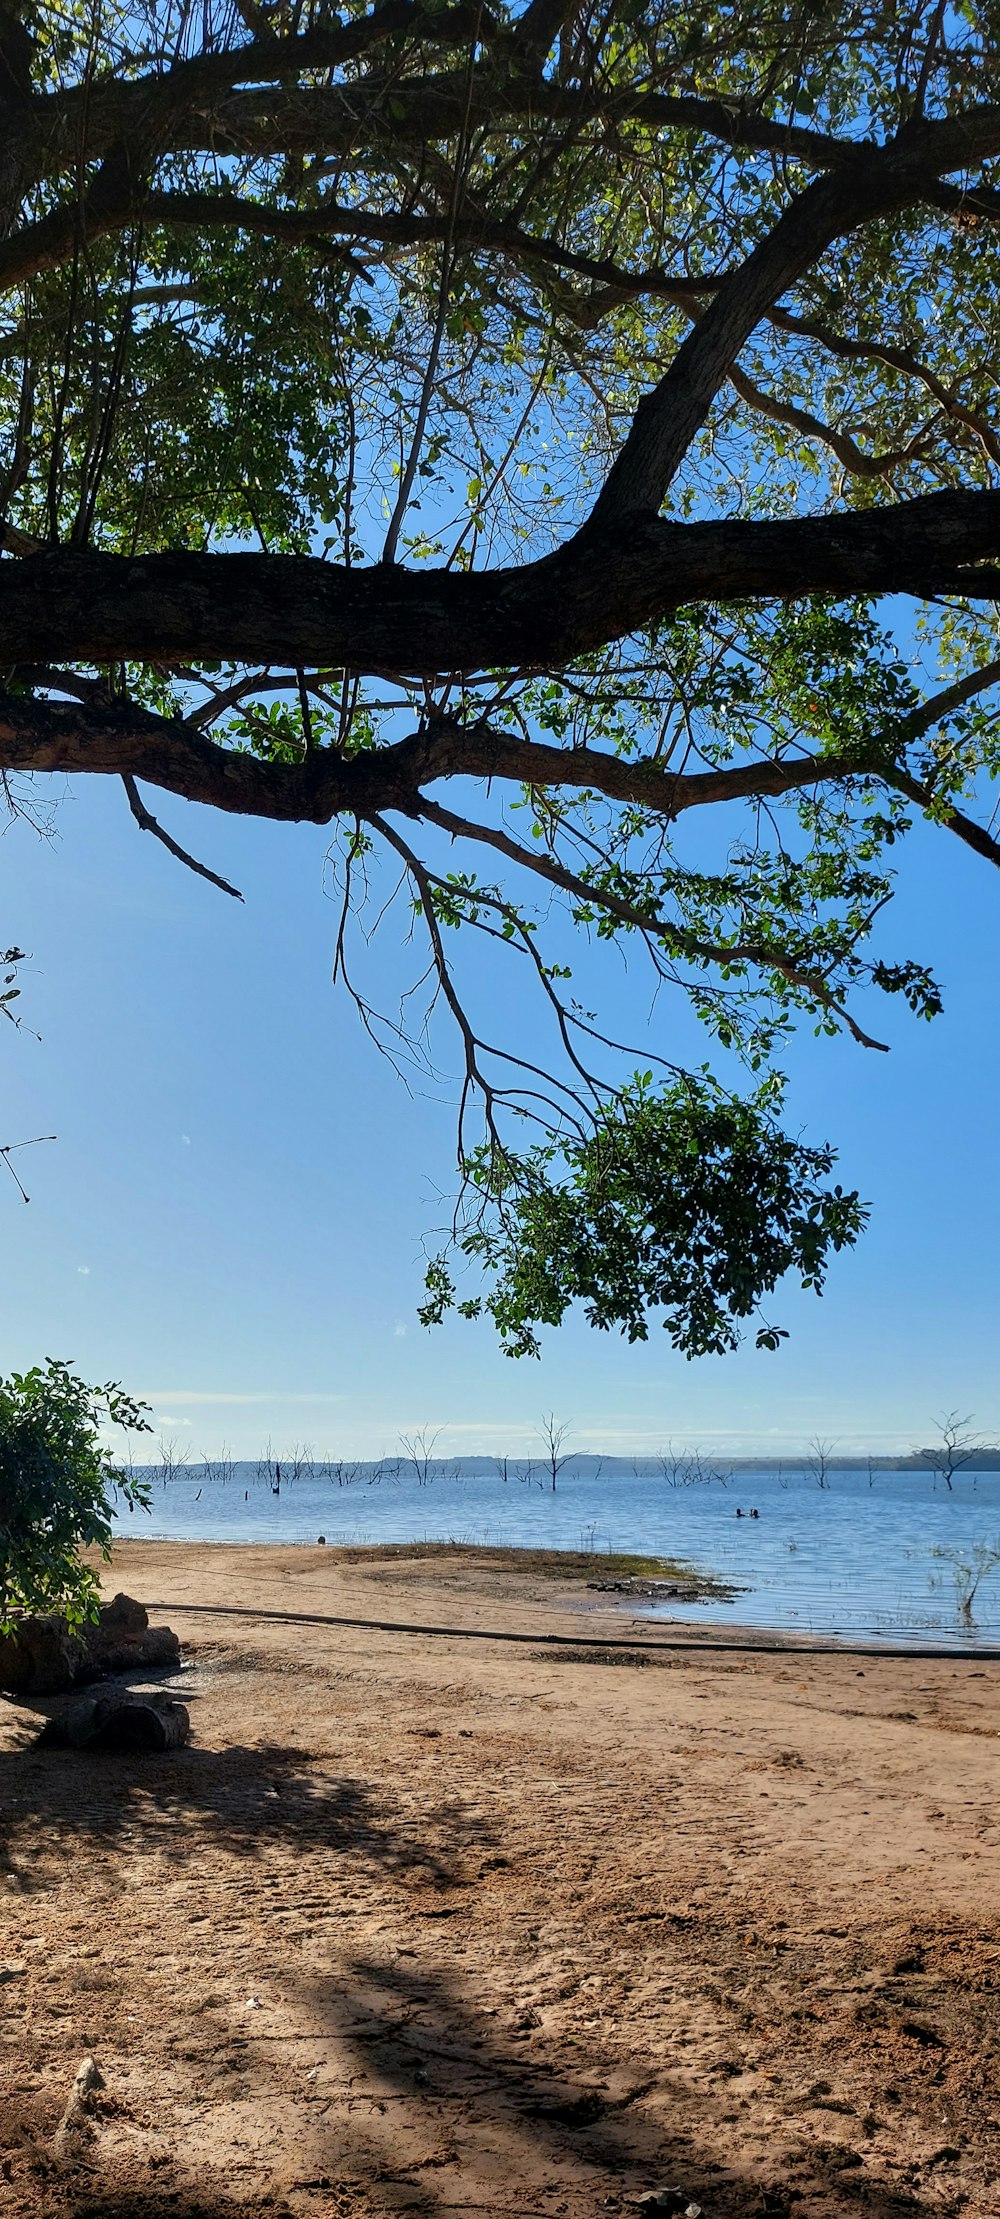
top-left (329, 1540), bottom-right (725, 1590)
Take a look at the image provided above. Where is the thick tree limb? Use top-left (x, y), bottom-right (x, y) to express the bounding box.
top-left (590, 109), bottom-right (1000, 525)
top-left (6, 635), bottom-right (998, 869)
top-left (139, 188), bottom-right (719, 296)
top-left (900, 658), bottom-right (1000, 743)
top-left (0, 139), bottom-right (146, 291)
top-left (886, 770), bottom-right (1000, 869)
top-left (35, 75), bottom-right (855, 176)
top-left (0, 86), bottom-right (846, 296)
top-left (0, 491), bottom-right (998, 675)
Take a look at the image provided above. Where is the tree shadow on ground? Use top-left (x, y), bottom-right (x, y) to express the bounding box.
top-left (0, 1729), bottom-right (495, 1885)
top-left (0, 1689), bottom-right (970, 2219)
top-left (299, 1950), bottom-right (949, 2219)
top-left (65, 2202), bottom-right (295, 2219)
top-left (1, 1810), bottom-right (966, 2219)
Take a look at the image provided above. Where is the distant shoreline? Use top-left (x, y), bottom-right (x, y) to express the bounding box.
top-left (132, 1453), bottom-right (1000, 1476)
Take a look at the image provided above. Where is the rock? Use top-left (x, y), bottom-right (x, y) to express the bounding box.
top-left (0, 1592), bottom-right (180, 1694)
top-left (0, 1615), bottom-right (87, 1696)
top-left (633, 2194), bottom-right (702, 2217)
top-left (87, 1592), bottom-right (181, 1677)
top-left (94, 1621), bottom-right (180, 1677)
top-left (96, 1591), bottom-right (147, 1642)
top-left (51, 2054), bottom-right (105, 2156)
top-left (36, 1693), bottom-right (191, 1753)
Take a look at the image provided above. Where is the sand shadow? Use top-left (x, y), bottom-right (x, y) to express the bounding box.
top-left (0, 1734), bottom-right (495, 1888)
top-left (302, 1951), bottom-right (945, 2219)
top-left (65, 2200), bottom-right (295, 2219)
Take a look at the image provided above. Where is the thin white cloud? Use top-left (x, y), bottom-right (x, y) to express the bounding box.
top-left (394, 1323), bottom-right (407, 1338)
top-left (181, 1134), bottom-right (191, 1145)
top-left (77, 1264), bottom-right (91, 1276)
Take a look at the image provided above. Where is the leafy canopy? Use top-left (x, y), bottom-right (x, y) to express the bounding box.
top-left (2, 0), bottom-right (1000, 1350)
top-left (0, 1360), bottom-right (151, 1631)
top-left (420, 1075), bottom-right (867, 1359)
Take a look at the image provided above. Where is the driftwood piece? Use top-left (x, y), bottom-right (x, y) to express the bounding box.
top-left (37, 1692), bottom-right (191, 1753)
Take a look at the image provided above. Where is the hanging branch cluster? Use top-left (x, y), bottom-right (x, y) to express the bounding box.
top-left (3, 0), bottom-right (1000, 1348)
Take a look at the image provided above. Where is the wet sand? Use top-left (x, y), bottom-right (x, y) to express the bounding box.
top-left (1, 1540), bottom-right (999, 2218)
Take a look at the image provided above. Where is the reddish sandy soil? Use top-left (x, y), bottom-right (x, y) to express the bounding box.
top-left (1, 1540), bottom-right (999, 2219)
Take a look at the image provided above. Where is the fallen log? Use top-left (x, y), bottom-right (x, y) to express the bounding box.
top-left (36, 1692), bottom-right (191, 1752)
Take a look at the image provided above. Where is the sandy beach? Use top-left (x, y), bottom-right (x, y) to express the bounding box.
top-left (1, 1540), bottom-right (999, 2218)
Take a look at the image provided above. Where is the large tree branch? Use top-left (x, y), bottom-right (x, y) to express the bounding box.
top-left (134, 1), bottom-right (483, 99)
top-left (0, 490), bottom-right (998, 673)
top-left (589, 109), bottom-right (1000, 525)
top-left (139, 187), bottom-right (721, 298)
top-left (4, 615), bottom-right (1000, 851)
top-left (0, 684), bottom-right (895, 824)
top-left (0, 138), bottom-right (146, 291)
top-left (36, 75), bottom-right (855, 175)
top-left (0, 78), bottom-right (853, 298)
top-left (0, 682), bottom-right (867, 822)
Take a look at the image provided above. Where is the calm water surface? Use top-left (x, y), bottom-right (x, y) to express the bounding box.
top-left (112, 1462), bottom-right (1000, 1648)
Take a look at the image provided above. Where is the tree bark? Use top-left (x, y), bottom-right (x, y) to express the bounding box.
top-left (0, 490), bottom-right (998, 681)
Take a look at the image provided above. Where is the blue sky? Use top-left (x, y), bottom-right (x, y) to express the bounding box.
top-left (2, 745), bottom-right (999, 1464)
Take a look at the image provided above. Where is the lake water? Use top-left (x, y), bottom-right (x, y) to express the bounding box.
top-left (111, 1461), bottom-right (1000, 1650)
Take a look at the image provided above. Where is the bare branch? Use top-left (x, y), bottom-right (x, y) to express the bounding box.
top-left (121, 774), bottom-right (244, 899)
top-left (415, 796), bottom-right (889, 1049)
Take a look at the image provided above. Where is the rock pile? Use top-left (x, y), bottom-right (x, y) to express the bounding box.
top-left (586, 1576), bottom-right (702, 1600)
top-left (0, 1592), bottom-right (180, 1695)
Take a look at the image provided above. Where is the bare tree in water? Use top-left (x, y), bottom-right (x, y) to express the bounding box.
top-left (158, 1436), bottom-right (191, 1485)
top-left (807, 1437), bottom-right (835, 1490)
top-left (400, 1429), bottom-right (440, 1487)
top-left (917, 1412), bottom-right (983, 1493)
top-left (539, 1413), bottom-right (571, 1493)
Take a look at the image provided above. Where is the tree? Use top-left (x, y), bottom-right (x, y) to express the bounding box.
top-left (400, 1426), bottom-right (440, 1484)
top-left (538, 1411), bottom-right (570, 1492)
top-left (916, 1410), bottom-right (983, 1493)
top-left (0, 1359), bottom-right (151, 1632)
top-left (3, 2), bottom-right (1000, 1352)
top-left (807, 1436), bottom-right (836, 1490)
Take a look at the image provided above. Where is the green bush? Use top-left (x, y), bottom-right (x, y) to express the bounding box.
top-left (0, 1360), bottom-right (151, 1633)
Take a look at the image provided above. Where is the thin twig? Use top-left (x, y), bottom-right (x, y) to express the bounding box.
top-left (122, 774), bottom-right (244, 899)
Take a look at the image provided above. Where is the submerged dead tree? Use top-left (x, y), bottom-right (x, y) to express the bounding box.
top-left (3, 1), bottom-right (1000, 1351)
